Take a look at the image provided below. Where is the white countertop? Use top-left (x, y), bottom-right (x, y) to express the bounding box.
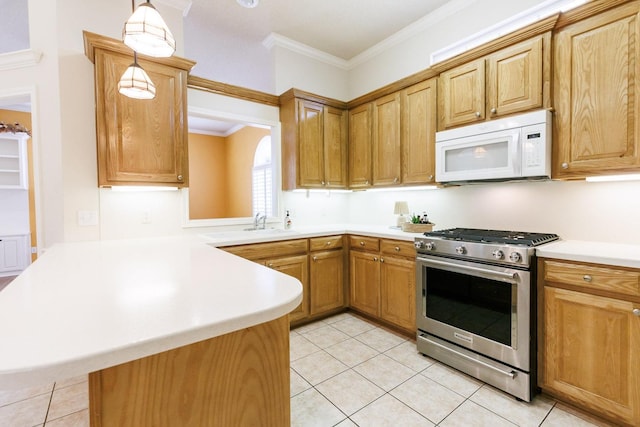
top-left (536, 240), bottom-right (640, 269)
top-left (0, 236), bottom-right (302, 389)
top-left (202, 224), bottom-right (423, 247)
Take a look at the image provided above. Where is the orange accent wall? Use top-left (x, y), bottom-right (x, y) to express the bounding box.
top-left (226, 126), bottom-right (270, 218)
top-left (0, 109), bottom-right (36, 261)
top-left (187, 133), bottom-right (228, 219)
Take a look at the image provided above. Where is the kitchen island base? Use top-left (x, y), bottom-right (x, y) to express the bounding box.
top-left (88, 315), bottom-right (290, 427)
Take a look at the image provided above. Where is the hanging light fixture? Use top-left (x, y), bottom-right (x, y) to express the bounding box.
top-left (237, 0), bottom-right (259, 8)
top-left (118, 52), bottom-right (156, 100)
top-left (123, 0), bottom-right (176, 58)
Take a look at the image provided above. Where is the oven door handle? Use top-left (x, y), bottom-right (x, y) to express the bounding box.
top-left (417, 257), bottom-right (519, 283)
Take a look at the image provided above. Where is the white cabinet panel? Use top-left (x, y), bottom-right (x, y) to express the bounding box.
top-left (0, 234), bottom-right (30, 276)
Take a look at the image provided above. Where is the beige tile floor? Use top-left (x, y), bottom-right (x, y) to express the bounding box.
top-left (0, 312), bottom-right (614, 426)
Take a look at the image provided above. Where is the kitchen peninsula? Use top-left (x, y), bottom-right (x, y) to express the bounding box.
top-left (0, 236), bottom-right (302, 426)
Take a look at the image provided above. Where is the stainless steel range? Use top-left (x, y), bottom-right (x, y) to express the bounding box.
top-left (414, 228), bottom-right (559, 401)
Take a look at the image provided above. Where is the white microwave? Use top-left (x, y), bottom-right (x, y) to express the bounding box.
top-left (435, 110), bottom-right (552, 183)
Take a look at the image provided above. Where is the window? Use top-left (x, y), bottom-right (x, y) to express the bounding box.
top-left (252, 136), bottom-right (273, 217)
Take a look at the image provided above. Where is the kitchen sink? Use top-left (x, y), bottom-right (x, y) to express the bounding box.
top-left (203, 228), bottom-right (300, 241)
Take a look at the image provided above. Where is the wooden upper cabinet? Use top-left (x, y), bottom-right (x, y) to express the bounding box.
top-left (372, 93), bottom-right (401, 186)
top-left (401, 79), bottom-right (437, 184)
top-left (348, 103), bottom-right (373, 188)
top-left (297, 100), bottom-right (325, 188)
top-left (280, 91), bottom-right (348, 190)
top-left (438, 34), bottom-right (546, 130)
top-left (553, 3), bottom-right (640, 179)
top-left (323, 106), bottom-right (348, 188)
top-left (487, 36), bottom-right (543, 118)
top-left (83, 32), bottom-right (195, 187)
top-left (439, 59), bottom-right (486, 129)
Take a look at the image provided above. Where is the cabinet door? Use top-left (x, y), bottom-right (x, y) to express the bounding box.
top-left (372, 93), bottom-right (401, 186)
top-left (553, 4), bottom-right (640, 178)
top-left (323, 106), bottom-right (348, 188)
top-left (487, 36), bottom-right (543, 118)
top-left (380, 255), bottom-right (416, 332)
top-left (94, 49), bottom-right (189, 187)
top-left (349, 250), bottom-right (380, 317)
top-left (309, 250), bottom-right (344, 316)
top-left (0, 235), bottom-right (29, 274)
top-left (266, 255), bottom-right (309, 323)
top-left (542, 286), bottom-right (640, 426)
top-left (298, 100), bottom-right (325, 188)
top-left (348, 103), bottom-right (373, 188)
top-left (438, 59), bottom-right (485, 129)
top-left (401, 79), bottom-right (437, 184)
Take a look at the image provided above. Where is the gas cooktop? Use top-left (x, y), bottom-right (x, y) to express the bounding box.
top-left (422, 228), bottom-right (559, 247)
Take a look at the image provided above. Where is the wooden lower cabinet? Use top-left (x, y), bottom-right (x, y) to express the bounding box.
top-left (380, 255), bottom-right (416, 331)
top-left (349, 250), bottom-right (381, 317)
top-left (266, 254), bottom-right (309, 323)
top-left (539, 259), bottom-right (640, 426)
top-left (309, 249), bottom-right (344, 316)
top-left (349, 236), bottom-right (416, 333)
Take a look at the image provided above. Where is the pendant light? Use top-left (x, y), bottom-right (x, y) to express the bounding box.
top-left (123, 0), bottom-right (176, 58)
top-left (237, 0), bottom-right (259, 8)
top-left (118, 52), bottom-right (156, 100)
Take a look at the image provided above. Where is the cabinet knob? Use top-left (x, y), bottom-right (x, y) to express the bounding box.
top-left (490, 108), bottom-right (497, 114)
top-left (365, 180), bottom-right (369, 185)
top-left (326, 241), bottom-right (332, 246)
top-left (561, 163), bottom-right (569, 169)
top-left (633, 308), bottom-right (640, 316)
top-left (393, 177), bottom-right (399, 183)
top-left (428, 175), bottom-right (433, 181)
top-left (359, 241), bottom-right (365, 246)
top-left (177, 175), bottom-right (184, 181)
top-left (475, 111), bottom-right (481, 118)
top-left (373, 257), bottom-right (378, 261)
top-left (394, 246), bottom-right (400, 252)
top-left (312, 256), bottom-right (317, 262)
top-left (380, 257), bottom-right (384, 263)
top-left (267, 263), bottom-right (274, 268)
top-left (321, 181), bottom-right (325, 186)
top-left (583, 275), bottom-right (592, 282)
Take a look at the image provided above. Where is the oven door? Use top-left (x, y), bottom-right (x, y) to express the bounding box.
top-left (416, 254), bottom-right (531, 371)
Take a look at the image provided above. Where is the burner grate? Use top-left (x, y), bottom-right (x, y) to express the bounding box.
top-left (423, 228), bottom-right (559, 247)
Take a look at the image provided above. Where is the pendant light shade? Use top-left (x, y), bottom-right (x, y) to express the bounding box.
top-left (123, 1), bottom-right (176, 58)
top-left (118, 55), bottom-right (156, 100)
top-left (237, 0), bottom-right (259, 8)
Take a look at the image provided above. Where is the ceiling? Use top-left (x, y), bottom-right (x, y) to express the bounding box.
top-left (186, 0), bottom-right (453, 60)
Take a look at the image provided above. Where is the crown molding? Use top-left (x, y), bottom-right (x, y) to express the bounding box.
top-left (0, 49), bottom-right (43, 71)
top-left (154, 0), bottom-right (193, 16)
top-left (262, 33), bottom-right (350, 70)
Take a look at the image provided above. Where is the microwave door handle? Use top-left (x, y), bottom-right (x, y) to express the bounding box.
top-left (417, 257), bottom-right (518, 283)
top-left (511, 131), bottom-right (521, 175)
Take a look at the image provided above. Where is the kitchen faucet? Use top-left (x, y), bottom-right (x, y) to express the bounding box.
top-left (254, 212), bottom-right (267, 229)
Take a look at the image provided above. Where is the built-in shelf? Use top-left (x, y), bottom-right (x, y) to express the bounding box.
top-left (0, 133), bottom-right (29, 189)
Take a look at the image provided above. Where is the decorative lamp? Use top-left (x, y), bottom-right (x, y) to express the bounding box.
top-left (237, 0), bottom-right (259, 8)
top-left (123, 1), bottom-right (176, 58)
top-left (118, 53), bottom-right (157, 100)
top-left (393, 201), bottom-right (410, 227)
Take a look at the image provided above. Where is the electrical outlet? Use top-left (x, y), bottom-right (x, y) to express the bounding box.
top-left (77, 210), bottom-right (98, 226)
top-left (142, 210), bottom-right (152, 224)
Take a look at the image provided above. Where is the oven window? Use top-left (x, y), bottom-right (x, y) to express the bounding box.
top-left (426, 267), bottom-right (514, 346)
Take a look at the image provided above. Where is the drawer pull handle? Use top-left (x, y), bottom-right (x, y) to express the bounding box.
top-left (583, 275), bottom-right (592, 282)
top-left (359, 241), bottom-right (365, 246)
top-left (633, 308), bottom-right (640, 317)
top-left (394, 246), bottom-right (400, 252)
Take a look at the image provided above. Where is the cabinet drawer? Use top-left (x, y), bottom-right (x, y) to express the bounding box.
top-left (543, 260), bottom-right (640, 297)
top-left (380, 239), bottom-right (416, 258)
top-left (222, 239), bottom-right (308, 261)
top-left (309, 235), bottom-right (343, 252)
top-left (349, 235), bottom-right (380, 251)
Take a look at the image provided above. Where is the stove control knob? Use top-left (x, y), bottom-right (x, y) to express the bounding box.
top-left (509, 252), bottom-right (522, 263)
top-left (425, 242), bottom-right (435, 251)
top-left (492, 250), bottom-right (504, 260)
top-left (455, 246), bottom-right (466, 255)
top-left (414, 241), bottom-right (424, 249)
